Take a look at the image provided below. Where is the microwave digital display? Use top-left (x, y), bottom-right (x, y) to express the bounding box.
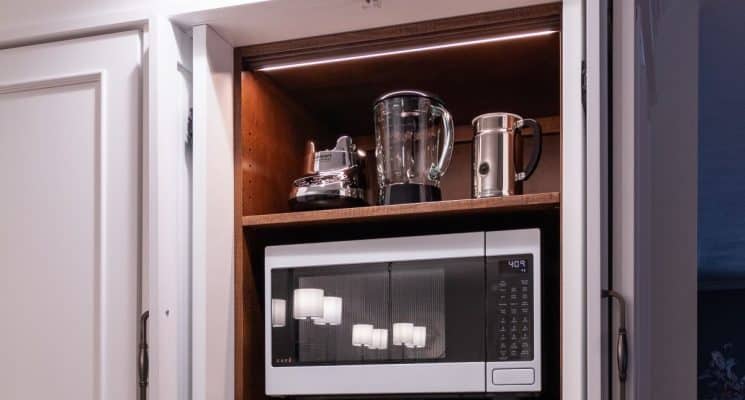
top-left (500, 258), bottom-right (530, 274)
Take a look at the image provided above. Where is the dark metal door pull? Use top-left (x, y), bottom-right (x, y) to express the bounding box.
top-left (139, 311), bottom-right (149, 400)
top-left (603, 290), bottom-right (628, 400)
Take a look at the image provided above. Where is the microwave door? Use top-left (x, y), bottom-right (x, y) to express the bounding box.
top-left (264, 231), bottom-right (487, 396)
top-left (266, 258), bottom-right (486, 395)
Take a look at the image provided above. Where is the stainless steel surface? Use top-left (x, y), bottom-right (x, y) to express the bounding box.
top-left (471, 112), bottom-right (523, 133)
top-left (289, 173), bottom-right (366, 200)
top-left (289, 136), bottom-right (367, 210)
top-left (374, 90), bottom-right (454, 204)
top-left (472, 112), bottom-right (542, 198)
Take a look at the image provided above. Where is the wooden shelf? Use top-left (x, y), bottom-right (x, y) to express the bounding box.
top-left (242, 192), bottom-right (559, 229)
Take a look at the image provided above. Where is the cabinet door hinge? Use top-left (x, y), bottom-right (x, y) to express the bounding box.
top-left (139, 311), bottom-right (150, 400)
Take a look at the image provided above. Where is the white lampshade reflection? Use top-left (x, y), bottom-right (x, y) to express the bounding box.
top-left (271, 299), bottom-right (286, 327)
top-left (312, 296), bottom-right (343, 326)
top-left (412, 326), bottom-right (426, 348)
top-left (352, 324), bottom-right (374, 347)
top-left (293, 288), bottom-right (324, 319)
top-left (392, 322), bottom-right (414, 346)
top-left (371, 329), bottom-right (388, 350)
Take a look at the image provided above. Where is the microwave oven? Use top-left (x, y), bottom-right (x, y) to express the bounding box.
top-left (265, 229), bottom-right (542, 396)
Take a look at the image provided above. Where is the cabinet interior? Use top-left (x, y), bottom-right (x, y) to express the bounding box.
top-left (233, 3), bottom-right (563, 400)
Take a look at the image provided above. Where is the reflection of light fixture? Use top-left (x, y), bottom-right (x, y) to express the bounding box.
top-left (313, 296), bottom-right (343, 326)
top-left (293, 288), bottom-right (324, 319)
top-left (271, 299), bottom-right (286, 327)
top-left (352, 324), bottom-right (374, 347)
top-left (392, 322), bottom-right (414, 346)
top-left (257, 30), bottom-right (558, 72)
top-left (412, 326), bottom-right (426, 348)
top-left (370, 329), bottom-right (388, 350)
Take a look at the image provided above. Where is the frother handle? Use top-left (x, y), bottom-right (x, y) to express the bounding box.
top-left (430, 105), bottom-right (455, 180)
top-left (515, 118), bottom-right (542, 181)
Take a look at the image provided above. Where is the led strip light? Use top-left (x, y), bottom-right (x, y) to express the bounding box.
top-left (257, 29), bottom-right (558, 72)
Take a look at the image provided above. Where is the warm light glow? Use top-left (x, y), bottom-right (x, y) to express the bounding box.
top-left (352, 324), bottom-right (374, 347)
top-left (392, 322), bottom-right (414, 346)
top-left (370, 329), bottom-right (388, 350)
top-left (271, 298), bottom-right (286, 327)
top-left (312, 296), bottom-right (343, 326)
top-left (412, 326), bottom-right (427, 348)
top-left (293, 288), bottom-right (324, 319)
top-left (257, 30), bottom-right (558, 72)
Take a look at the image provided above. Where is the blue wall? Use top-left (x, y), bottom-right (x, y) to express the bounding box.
top-left (698, 0), bottom-right (745, 282)
top-left (698, 0), bottom-right (745, 395)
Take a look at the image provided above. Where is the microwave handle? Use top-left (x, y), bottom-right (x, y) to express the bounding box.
top-left (603, 290), bottom-right (628, 400)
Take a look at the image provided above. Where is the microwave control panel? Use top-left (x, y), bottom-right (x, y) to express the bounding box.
top-left (486, 254), bottom-right (534, 362)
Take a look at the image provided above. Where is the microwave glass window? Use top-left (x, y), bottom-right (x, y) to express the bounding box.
top-left (390, 258), bottom-right (485, 362)
top-left (390, 265), bottom-right (445, 360)
top-left (297, 268), bottom-right (389, 363)
top-left (486, 254), bottom-right (535, 362)
top-left (270, 257), bottom-right (485, 366)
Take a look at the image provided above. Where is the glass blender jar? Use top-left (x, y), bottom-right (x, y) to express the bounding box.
top-left (373, 90), bottom-right (455, 204)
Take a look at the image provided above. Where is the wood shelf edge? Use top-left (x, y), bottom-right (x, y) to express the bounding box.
top-left (242, 192), bottom-right (559, 229)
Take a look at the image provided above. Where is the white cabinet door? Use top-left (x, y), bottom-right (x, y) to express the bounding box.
top-left (561, 1), bottom-right (589, 399)
top-left (0, 30), bottom-right (142, 400)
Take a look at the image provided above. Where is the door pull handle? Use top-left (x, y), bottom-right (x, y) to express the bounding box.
top-left (139, 311), bottom-right (149, 400)
top-left (603, 290), bottom-right (628, 399)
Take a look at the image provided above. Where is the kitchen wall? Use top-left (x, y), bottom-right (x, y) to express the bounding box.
top-left (697, 0), bottom-right (745, 398)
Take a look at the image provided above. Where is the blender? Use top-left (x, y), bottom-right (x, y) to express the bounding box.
top-left (373, 90), bottom-right (455, 204)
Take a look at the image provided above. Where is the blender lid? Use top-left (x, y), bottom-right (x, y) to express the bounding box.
top-left (374, 90), bottom-right (445, 106)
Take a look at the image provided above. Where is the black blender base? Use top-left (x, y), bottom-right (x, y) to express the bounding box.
top-left (382, 184), bottom-right (442, 205)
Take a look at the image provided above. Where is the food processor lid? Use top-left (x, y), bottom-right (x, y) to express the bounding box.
top-left (374, 90), bottom-right (445, 106)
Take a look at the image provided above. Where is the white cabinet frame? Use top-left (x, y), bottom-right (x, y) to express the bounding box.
top-left (185, 1), bottom-right (591, 399)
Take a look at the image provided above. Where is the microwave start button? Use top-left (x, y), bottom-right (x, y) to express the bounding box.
top-left (492, 368), bottom-right (535, 385)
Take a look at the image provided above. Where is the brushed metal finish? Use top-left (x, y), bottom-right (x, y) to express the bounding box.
top-left (289, 136), bottom-right (367, 209)
top-left (472, 113), bottom-right (524, 197)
